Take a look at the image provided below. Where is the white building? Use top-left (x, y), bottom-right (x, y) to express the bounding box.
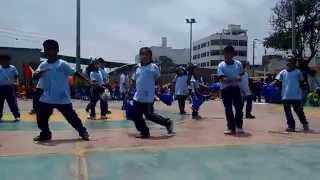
top-left (135, 37), bottom-right (190, 65)
top-left (192, 24), bottom-right (248, 72)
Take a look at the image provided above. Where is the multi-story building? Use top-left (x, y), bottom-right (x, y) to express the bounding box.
top-left (192, 24), bottom-right (248, 73)
top-left (135, 37), bottom-right (190, 65)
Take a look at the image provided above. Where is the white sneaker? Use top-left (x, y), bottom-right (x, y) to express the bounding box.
top-left (236, 128), bottom-right (245, 134)
top-left (224, 128), bottom-right (235, 135)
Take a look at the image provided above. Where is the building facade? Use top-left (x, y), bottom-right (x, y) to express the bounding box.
top-left (135, 37), bottom-right (190, 65)
top-left (192, 24), bottom-right (248, 73)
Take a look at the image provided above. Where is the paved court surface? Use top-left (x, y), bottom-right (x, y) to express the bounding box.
top-left (1, 100), bottom-right (320, 180)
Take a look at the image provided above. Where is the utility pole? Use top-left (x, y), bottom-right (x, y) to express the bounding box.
top-left (186, 18), bottom-right (196, 64)
top-left (292, 0), bottom-right (296, 56)
top-left (76, 0), bottom-right (81, 72)
top-left (252, 40), bottom-right (256, 76)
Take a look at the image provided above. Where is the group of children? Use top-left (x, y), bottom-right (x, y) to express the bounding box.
top-left (0, 39), bottom-right (313, 141)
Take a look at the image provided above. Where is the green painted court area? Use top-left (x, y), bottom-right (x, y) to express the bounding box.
top-left (0, 155), bottom-right (74, 180)
top-left (87, 143), bottom-right (320, 180)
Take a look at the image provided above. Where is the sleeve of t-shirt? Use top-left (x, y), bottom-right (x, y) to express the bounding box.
top-left (90, 72), bottom-right (97, 81)
top-left (275, 71), bottom-right (284, 81)
top-left (217, 64), bottom-right (224, 76)
top-left (61, 62), bottom-right (75, 76)
top-left (131, 72), bottom-right (136, 81)
top-left (12, 67), bottom-right (18, 76)
top-left (153, 64), bottom-right (160, 80)
top-left (238, 62), bottom-right (244, 75)
top-left (298, 70), bottom-right (304, 81)
top-left (36, 62), bottom-right (45, 72)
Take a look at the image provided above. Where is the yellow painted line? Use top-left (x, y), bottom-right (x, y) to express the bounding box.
top-left (74, 142), bottom-right (88, 180)
top-left (2, 109), bottom-right (126, 122)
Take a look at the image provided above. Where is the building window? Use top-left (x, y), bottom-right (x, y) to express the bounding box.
top-left (207, 52), bottom-right (210, 56)
top-left (210, 39), bottom-right (248, 47)
top-left (235, 51), bottom-right (247, 57)
top-left (210, 50), bottom-right (222, 56)
top-left (210, 60), bottom-right (223, 66)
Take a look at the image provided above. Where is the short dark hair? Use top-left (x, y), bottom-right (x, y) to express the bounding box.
top-left (43, 39), bottom-right (59, 50)
top-left (224, 45), bottom-right (235, 53)
top-left (287, 57), bottom-right (297, 63)
top-left (0, 55), bottom-right (11, 61)
top-left (139, 47), bottom-right (152, 57)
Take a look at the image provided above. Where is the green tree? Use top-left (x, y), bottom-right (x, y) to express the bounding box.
top-left (264, 0), bottom-right (320, 63)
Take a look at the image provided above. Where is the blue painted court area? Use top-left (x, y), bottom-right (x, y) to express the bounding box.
top-left (0, 155), bottom-right (74, 180)
top-left (87, 143), bottom-right (320, 180)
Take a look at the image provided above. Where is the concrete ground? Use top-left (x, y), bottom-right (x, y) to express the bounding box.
top-left (0, 99), bottom-right (320, 180)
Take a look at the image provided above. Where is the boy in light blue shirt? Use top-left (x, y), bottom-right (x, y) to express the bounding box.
top-left (218, 46), bottom-right (244, 135)
top-left (131, 47), bottom-right (174, 138)
top-left (274, 58), bottom-right (309, 132)
top-left (174, 66), bottom-right (188, 114)
top-left (87, 60), bottom-right (108, 120)
top-left (0, 55), bottom-right (20, 122)
top-left (33, 39), bottom-right (89, 142)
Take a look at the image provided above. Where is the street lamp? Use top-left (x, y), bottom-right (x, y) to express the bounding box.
top-left (186, 18), bottom-right (196, 64)
top-left (76, 0), bottom-right (81, 72)
top-left (291, 0), bottom-right (296, 56)
top-left (252, 38), bottom-right (264, 76)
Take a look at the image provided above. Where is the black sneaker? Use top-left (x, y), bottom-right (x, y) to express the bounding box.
top-left (303, 124), bottom-right (310, 131)
top-left (246, 114), bottom-right (255, 119)
top-left (106, 110), bottom-right (112, 114)
top-left (33, 134), bottom-right (52, 142)
top-left (180, 111), bottom-right (187, 115)
top-left (80, 131), bottom-right (90, 141)
top-left (166, 120), bottom-right (175, 135)
top-left (135, 133), bottom-right (151, 139)
top-left (285, 128), bottom-right (295, 132)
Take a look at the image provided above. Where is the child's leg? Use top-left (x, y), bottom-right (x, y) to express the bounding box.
top-left (177, 96), bottom-right (184, 113)
top-left (144, 103), bottom-right (171, 127)
top-left (132, 101), bottom-right (149, 136)
top-left (233, 88), bottom-right (243, 129)
top-left (89, 97), bottom-right (98, 118)
top-left (5, 86), bottom-right (20, 118)
top-left (283, 101), bottom-right (295, 129)
top-left (292, 101), bottom-right (308, 125)
top-left (181, 95), bottom-right (187, 113)
top-left (56, 104), bottom-right (87, 135)
top-left (100, 98), bottom-right (107, 117)
top-left (33, 88), bottom-right (43, 113)
top-left (37, 102), bottom-right (54, 136)
top-left (246, 95), bottom-right (253, 116)
top-left (222, 88), bottom-right (236, 131)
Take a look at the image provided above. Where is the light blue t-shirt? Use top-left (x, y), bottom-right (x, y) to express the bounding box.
top-left (99, 68), bottom-right (108, 83)
top-left (37, 59), bottom-right (75, 104)
top-left (90, 71), bottom-right (104, 86)
top-left (175, 75), bottom-right (189, 96)
top-left (133, 63), bottom-right (160, 103)
top-left (276, 69), bottom-right (304, 100)
top-left (240, 72), bottom-right (251, 96)
top-left (217, 60), bottom-right (243, 89)
top-left (0, 65), bottom-right (18, 86)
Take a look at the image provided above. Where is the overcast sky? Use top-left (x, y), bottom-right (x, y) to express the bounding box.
top-left (0, 0), bottom-right (276, 64)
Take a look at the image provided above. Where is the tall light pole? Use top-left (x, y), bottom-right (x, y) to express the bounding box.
top-left (253, 38), bottom-right (264, 76)
top-left (291, 0), bottom-right (296, 56)
top-left (76, 0), bottom-right (81, 72)
top-left (186, 18), bottom-right (196, 64)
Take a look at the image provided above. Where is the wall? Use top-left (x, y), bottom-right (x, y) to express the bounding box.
top-left (0, 47), bottom-right (41, 78)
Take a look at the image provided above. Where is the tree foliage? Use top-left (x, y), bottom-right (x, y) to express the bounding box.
top-left (264, 0), bottom-right (320, 63)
